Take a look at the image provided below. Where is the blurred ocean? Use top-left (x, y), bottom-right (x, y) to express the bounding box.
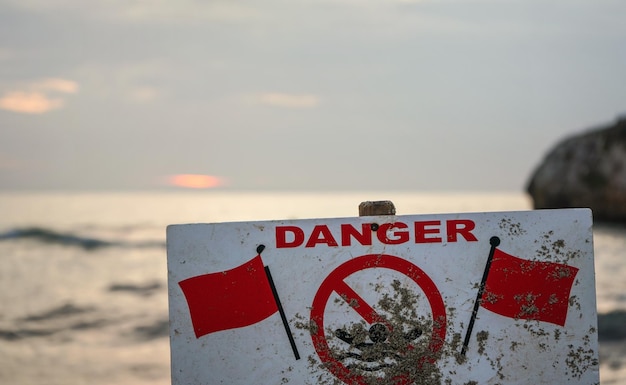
top-left (0, 191), bottom-right (624, 385)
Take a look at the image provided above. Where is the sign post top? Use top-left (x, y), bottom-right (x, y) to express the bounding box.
top-left (358, 200), bottom-right (396, 216)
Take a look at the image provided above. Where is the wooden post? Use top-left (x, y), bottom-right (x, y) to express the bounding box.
top-left (358, 200), bottom-right (396, 216)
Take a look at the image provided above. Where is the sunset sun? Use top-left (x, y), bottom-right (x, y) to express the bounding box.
top-left (167, 174), bottom-right (225, 189)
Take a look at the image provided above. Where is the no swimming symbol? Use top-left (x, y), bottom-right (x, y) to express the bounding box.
top-left (309, 254), bottom-right (447, 385)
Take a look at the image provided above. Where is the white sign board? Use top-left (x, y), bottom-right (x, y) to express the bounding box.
top-left (167, 209), bottom-right (599, 384)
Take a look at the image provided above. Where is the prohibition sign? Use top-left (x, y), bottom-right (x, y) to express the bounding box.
top-left (310, 254), bottom-right (446, 385)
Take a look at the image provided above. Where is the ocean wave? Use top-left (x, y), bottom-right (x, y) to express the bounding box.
top-left (598, 310), bottom-right (626, 342)
top-left (0, 301), bottom-right (168, 343)
top-left (0, 227), bottom-right (165, 250)
top-left (108, 281), bottom-right (162, 296)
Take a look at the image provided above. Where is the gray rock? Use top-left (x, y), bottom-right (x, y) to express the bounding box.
top-left (527, 116), bottom-right (626, 222)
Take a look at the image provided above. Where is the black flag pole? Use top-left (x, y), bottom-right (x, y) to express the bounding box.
top-left (461, 236), bottom-right (500, 356)
top-left (265, 266), bottom-right (300, 360)
top-left (257, 244), bottom-right (300, 360)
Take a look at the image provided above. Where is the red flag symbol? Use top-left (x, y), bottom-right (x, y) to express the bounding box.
top-left (179, 255), bottom-right (279, 338)
top-left (480, 248), bottom-right (579, 326)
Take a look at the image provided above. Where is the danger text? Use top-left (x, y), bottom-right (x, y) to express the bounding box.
top-left (275, 220), bottom-right (478, 248)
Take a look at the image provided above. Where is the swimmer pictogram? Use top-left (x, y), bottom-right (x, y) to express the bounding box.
top-left (309, 254), bottom-right (446, 385)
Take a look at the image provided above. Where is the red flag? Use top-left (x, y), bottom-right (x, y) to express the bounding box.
top-left (480, 248), bottom-right (579, 326)
top-left (179, 255), bottom-right (278, 338)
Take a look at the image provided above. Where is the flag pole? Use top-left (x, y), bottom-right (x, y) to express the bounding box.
top-left (461, 236), bottom-right (500, 356)
top-left (257, 245), bottom-right (300, 360)
top-left (265, 266), bottom-right (300, 360)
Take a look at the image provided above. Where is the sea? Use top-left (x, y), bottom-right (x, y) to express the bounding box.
top-left (0, 191), bottom-right (624, 385)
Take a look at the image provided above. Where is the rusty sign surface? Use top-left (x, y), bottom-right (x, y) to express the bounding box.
top-left (166, 209), bottom-right (599, 384)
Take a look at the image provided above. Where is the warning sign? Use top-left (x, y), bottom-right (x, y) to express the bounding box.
top-left (167, 209), bottom-right (599, 384)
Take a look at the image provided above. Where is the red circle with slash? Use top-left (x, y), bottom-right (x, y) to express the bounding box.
top-left (310, 254), bottom-right (446, 385)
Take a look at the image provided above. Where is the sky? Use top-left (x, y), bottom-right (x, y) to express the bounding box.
top-left (1, 0), bottom-right (625, 192)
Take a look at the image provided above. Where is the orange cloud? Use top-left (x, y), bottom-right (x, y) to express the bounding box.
top-left (258, 93), bottom-right (319, 108)
top-left (33, 78), bottom-right (79, 94)
top-left (0, 91), bottom-right (64, 114)
top-left (0, 77), bottom-right (79, 114)
top-left (167, 174), bottom-right (226, 189)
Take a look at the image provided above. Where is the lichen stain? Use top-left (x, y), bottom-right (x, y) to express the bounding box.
top-left (338, 280), bottom-right (442, 384)
top-left (294, 279), bottom-right (468, 384)
top-left (293, 276), bottom-right (515, 385)
top-left (498, 218), bottom-right (527, 237)
top-left (476, 331), bottom-right (488, 356)
top-left (535, 233), bottom-right (582, 266)
top-left (566, 343), bottom-right (599, 379)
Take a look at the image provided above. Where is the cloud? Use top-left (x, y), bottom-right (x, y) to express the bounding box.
top-left (256, 93), bottom-right (319, 109)
top-left (126, 86), bottom-right (162, 103)
top-left (0, 78), bottom-right (78, 114)
top-left (72, 61), bottom-right (167, 104)
top-left (32, 78), bottom-right (79, 94)
top-left (5, 0), bottom-right (263, 24)
top-left (0, 92), bottom-right (64, 114)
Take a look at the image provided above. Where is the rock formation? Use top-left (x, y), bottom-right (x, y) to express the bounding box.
top-left (526, 116), bottom-right (626, 222)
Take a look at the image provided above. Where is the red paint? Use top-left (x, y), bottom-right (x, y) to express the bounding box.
top-left (178, 255), bottom-right (278, 338)
top-left (276, 220), bottom-right (477, 248)
top-left (340, 223), bottom-right (372, 246)
top-left (275, 226), bottom-right (305, 248)
top-left (446, 220), bottom-right (478, 242)
top-left (414, 220), bottom-right (442, 243)
top-left (377, 222), bottom-right (409, 244)
top-left (481, 248), bottom-right (579, 326)
top-left (305, 225), bottom-right (339, 247)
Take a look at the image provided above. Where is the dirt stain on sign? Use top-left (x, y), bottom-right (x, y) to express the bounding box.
top-left (499, 218), bottom-right (526, 237)
top-left (293, 279), bottom-right (486, 385)
top-left (475, 331), bottom-right (489, 356)
top-left (295, 279), bottom-right (445, 384)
